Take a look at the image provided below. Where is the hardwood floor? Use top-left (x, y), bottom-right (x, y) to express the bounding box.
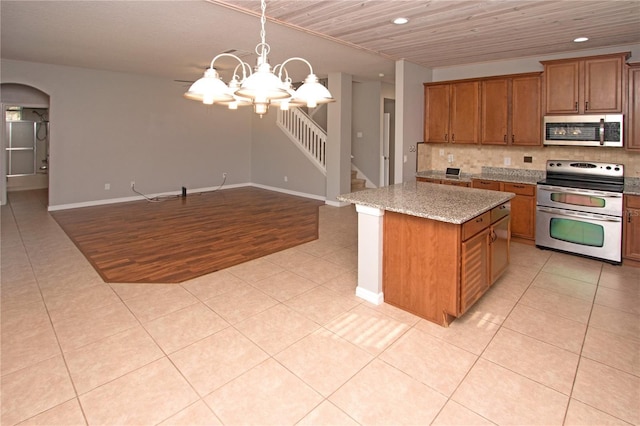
top-left (51, 187), bottom-right (323, 283)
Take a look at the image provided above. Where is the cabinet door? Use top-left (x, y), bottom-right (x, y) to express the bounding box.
top-left (450, 81), bottom-right (480, 144)
top-left (460, 229), bottom-right (489, 313)
top-left (472, 179), bottom-right (502, 191)
top-left (627, 65), bottom-right (640, 150)
top-left (545, 61), bottom-right (580, 114)
top-left (481, 79), bottom-right (509, 145)
top-left (504, 183), bottom-right (536, 240)
top-left (584, 56), bottom-right (624, 113)
top-left (624, 196), bottom-right (640, 261)
top-left (490, 215), bottom-right (510, 283)
top-left (441, 180), bottom-right (470, 187)
top-left (511, 75), bottom-right (542, 145)
top-left (424, 84), bottom-right (450, 143)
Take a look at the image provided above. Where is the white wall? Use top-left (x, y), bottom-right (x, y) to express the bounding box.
top-left (250, 109), bottom-right (326, 197)
top-left (1, 59), bottom-right (253, 208)
top-left (395, 60), bottom-right (433, 183)
top-left (352, 81), bottom-right (382, 185)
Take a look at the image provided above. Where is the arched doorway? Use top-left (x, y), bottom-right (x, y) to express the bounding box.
top-left (1, 83), bottom-right (50, 205)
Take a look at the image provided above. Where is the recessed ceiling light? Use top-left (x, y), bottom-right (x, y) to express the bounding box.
top-left (392, 17), bottom-right (409, 25)
top-left (573, 37), bottom-right (589, 43)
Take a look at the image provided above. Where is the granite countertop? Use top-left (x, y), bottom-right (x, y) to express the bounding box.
top-left (416, 167), bottom-right (543, 185)
top-left (417, 168), bottom-right (640, 195)
top-left (338, 181), bottom-right (514, 224)
top-left (625, 180), bottom-right (640, 196)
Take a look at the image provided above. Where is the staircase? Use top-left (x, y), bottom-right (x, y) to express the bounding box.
top-left (276, 107), bottom-right (369, 192)
top-left (277, 109), bottom-right (326, 175)
top-left (351, 170), bottom-right (366, 192)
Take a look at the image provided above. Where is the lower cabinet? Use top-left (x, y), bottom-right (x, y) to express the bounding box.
top-left (441, 180), bottom-right (470, 187)
top-left (471, 179), bottom-right (501, 192)
top-left (472, 179), bottom-right (536, 241)
top-left (383, 202), bottom-right (510, 326)
top-left (624, 195), bottom-right (640, 262)
top-left (503, 183), bottom-right (536, 240)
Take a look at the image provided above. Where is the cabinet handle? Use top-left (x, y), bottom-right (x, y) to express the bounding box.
top-left (513, 184), bottom-right (524, 188)
top-left (451, 134), bottom-right (455, 143)
top-left (444, 133), bottom-right (448, 141)
top-left (476, 217), bottom-right (483, 223)
top-left (575, 101), bottom-right (578, 111)
top-left (512, 135), bottom-right (515, 143)
top-left (629, 211), bottom-right (633, 223)
top-left (585, 101), bottom-right (589, 111)
top-left (503, 135), bottom-right (507, 143)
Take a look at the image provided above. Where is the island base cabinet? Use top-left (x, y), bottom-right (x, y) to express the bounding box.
top-left (383, 204), bottom-right (510, 327)
top-left (490, 215), bottom-right (511, 283)
top-left (383, 212), bottom-right (460, 326)
top-left (460, 230), bottom-right (489, 313)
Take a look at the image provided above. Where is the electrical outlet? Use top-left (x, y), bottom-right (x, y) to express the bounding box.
top-left (504, 157), bottom-right (511, 166)
top-left (447, 154), bottom-right (454, 163)
top-left (130, 181), bottom-right (135, 189)
top-left (439, 149), bottom-right (445, 156)
top-left (104, 183), bottom-right (110, 190)
top-left (284, 176), bottom-right (288, 182)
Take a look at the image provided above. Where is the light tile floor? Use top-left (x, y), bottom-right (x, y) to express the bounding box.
top-left (1, 189), bottom-right (639, 425)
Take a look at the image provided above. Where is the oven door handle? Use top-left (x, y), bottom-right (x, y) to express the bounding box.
top-left (538, 185), bottom-right (623, 198)
top-left (599, 118), bottom-right (605, 146)
top-left (537, 206), bottom-right (622, 222)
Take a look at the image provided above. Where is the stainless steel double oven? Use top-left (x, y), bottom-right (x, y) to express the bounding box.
top-left (536, 160), bottom-right (624, 264)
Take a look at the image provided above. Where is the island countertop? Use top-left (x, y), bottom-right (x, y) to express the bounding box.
top-left (338, 181), bottom-right (515, 224)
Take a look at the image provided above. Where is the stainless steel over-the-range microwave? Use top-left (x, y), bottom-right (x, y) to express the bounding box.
top-left (543, 114), bottom-right (623, 147)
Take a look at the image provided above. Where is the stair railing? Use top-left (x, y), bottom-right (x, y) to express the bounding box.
top-left (276, 108), bottom-right (327, 175)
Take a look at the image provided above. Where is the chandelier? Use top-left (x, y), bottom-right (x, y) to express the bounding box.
top-left (184, 0), bottom-right (334, 116)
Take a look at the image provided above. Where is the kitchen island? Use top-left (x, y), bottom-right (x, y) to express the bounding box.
top-left (338, 181), bottom-right (515, 326)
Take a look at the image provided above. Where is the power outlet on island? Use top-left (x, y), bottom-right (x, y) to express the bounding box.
top-left (504, 157), bottom-right (511, 166)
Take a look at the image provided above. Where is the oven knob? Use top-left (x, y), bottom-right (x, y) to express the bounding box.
top-left (606, 166), bottom-right (611, 170)
top-left (556, 162), bottom-right (562, 167)
top-left (615, 167), bottom-right (620, 171)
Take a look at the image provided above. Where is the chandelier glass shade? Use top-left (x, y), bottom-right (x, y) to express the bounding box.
top-left (184, 0), bottom-right (334, 115)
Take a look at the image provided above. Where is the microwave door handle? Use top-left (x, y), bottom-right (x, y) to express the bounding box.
top-left (599, 118), bottom-right (605, 145)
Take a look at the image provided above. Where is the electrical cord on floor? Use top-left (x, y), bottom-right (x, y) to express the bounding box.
top-left (132, 174), bottom-right (227, 202)
top-left (131, 184), bottom-right (180, 203)
top-left (211, 173), bottom-right (227, 192)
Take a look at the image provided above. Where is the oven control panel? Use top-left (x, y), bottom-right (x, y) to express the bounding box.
top-left (545, 160), bottom-right (624, 178)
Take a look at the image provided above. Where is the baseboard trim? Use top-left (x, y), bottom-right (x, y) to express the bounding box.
top-left (48, 183), bottom-right (326, 211)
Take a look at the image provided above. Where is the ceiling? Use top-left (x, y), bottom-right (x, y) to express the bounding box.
top-left (1, 0), bottom-right (639, 86)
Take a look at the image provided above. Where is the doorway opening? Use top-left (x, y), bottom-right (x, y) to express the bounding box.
top-left (1, 84), bottom-right (50, 205)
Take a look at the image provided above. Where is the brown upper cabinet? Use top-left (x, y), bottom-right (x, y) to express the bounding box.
top-left (424, 81), bottom-right (480, 144)
top-left (541, 52), bottom-right (629, 114)
top-left (627, 63), bottom-right (640, 151)
top-left (481, 73), bottom-right (541, 146)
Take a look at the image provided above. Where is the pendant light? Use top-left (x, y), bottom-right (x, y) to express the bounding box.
top-left (184, 0), bottom-right (334, 116)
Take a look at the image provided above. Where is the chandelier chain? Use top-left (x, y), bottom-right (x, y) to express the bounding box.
top-left (258, 0), bottom-right (267, 56)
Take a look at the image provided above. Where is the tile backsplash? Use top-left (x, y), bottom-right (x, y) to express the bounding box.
top-left (418, 144), bottom-right (640, 178)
